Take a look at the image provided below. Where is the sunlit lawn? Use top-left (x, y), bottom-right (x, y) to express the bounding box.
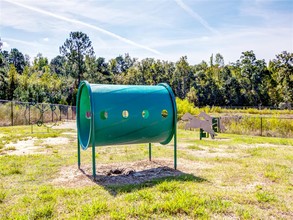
top-left (0, 124), bottom-right (292, 219)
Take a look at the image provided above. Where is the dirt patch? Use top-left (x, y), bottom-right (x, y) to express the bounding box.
top-left (54, 121), bottom-right (76, 130)
top-left (52, 159), bottom-right (211, 188)
top-left (186, 148), bottom-right (240, 158)
top-left (42, 137), bottom-right (69, 146)
top-left (254, 143), bottom-right (289, 148)
top-left (3, 137), bottom-right (70, 155)
top-left (207, 137), bottom-right (231, 141)
top-left (177, 158), bottom-right (214, 173)
top-left (4, 138), bottom-right (45, 155)
top-left (62, 132), bottom-right (77, 136)
top-left (51, 166), bottom-right (96, 188)
top-left (178, 143), bottom-right (195, 148)
top-left (238, 143), bottom-right (283, 149)
top-left (244, 181), bottom-right (266, 190)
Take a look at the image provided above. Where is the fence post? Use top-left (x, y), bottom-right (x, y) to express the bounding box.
top-left (59, 106), bottom-right (62, 121)
top-left (11, 101), bottom-right (14, 126)
top-left (28, 104), bottom-right (30, 125)
top-left (52, 105), bottom-right (54, 122)
top-left (260, 117), bottom-right (263, 136)
top-left (41, 104), bottom-right (44, 123)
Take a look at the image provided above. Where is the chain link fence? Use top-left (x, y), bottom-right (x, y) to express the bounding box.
top-left (220, 116), bottom-right (293, 138)
top-left (178, 114), bottom-right (293, 138)
top-left (0, 100), bottom-right (76, 127)
top-left (1, 100), bottom-right (292, 138)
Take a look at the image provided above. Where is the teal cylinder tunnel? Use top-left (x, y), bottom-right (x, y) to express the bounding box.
top-left (76, 81), bottom-right (177, 150)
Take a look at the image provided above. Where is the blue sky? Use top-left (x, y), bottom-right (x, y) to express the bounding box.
top-left (1, 0), bottom-right (292, 64)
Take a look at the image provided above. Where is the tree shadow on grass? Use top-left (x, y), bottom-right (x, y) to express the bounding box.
top-left (79, 160), bottom-right (207, 196)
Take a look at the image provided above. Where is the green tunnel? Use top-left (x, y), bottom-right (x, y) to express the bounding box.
top-left (76, 81), bottom-right (177, 150)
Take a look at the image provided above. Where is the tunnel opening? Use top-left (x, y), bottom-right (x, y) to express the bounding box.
top-left (77, 82), bottom-right (92, 150)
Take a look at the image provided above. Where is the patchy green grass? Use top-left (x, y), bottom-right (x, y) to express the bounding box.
top-left (0, 123), bottom-right (292, 219)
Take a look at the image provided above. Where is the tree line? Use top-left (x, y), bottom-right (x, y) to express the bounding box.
top-left (0, 32), bottom-right (292, 107)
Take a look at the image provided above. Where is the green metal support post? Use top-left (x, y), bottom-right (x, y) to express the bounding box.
top-left (92, 142), bottom-right (96, 180)
top-left (149, 143), bottom-right (152, 161)
top-left (77, 139), bottom-right (81, 169)
top-left (174, 117), bottom-right (177, 170)
top-left (91, 113), bottom-right (96, 180)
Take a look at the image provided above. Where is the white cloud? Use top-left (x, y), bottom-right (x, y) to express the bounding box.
top-left (2, 41), bottom-right (10, 48)
top-left (144, 26), bottom-right (293, 64)
top-left (2, 37), bottom-right (37, 47)
top-left (174, 0), bottom-right (219, 35)
top-left (1, 0), bottom-right (292, 64)
top-left (2, 0), bottom-right (161, 55)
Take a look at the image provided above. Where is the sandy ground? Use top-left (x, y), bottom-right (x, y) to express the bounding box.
top-left (54, 121), bottom-right (76, 130)
top-left (4, 138), bottom-right (46, 155)
top-left (4, 136), bottom-right (71, 155)
top-left (2, 121), bottom-right (76, 155)
top-left (51, 158), bottom-right (212, 188)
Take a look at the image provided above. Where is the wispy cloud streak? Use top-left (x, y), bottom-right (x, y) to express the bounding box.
top-left (174, 0), bottom-right (219, 35)
top-left (2, 37), bottom-right (38, 47)
top-left (4, 0), bottom-right (161, 55)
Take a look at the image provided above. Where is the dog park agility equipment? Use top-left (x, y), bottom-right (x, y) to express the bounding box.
top-left (182, 112), bottom-right (221, 140)
top-left (76, 81), bottom-right (177, 179)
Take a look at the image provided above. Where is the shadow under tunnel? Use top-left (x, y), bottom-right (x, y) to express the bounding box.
top-left (79, 160), bottom-right (207, 196)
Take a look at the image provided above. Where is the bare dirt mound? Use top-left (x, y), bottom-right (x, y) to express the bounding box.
top-left (52, 159), bottom-right (209, 188)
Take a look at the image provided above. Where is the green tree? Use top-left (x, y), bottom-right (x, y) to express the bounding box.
top-left (96, 57), bottom-right (111, 83)
top-left (14, 66), bottom-right (30, 101)
top-left (50, 55), bottom-right (66, 76)
top-left (215, 53), bottom-right (224, 67)
top-left (0, 40), bottom-right (9, 99)
top-left (172, 56), bottom-right (193, 99)
top-left (7, 64), bottom-right (19, 100)
top-left (107, 54), bottom-right (136, 84)
top-left (8, 48), bottom-right (26, 74)
top-left (33, 53), bottom-right (49, 71)
top-left (136, 58), bottom-right (154, 85)
top-left (59, 31), bottom-right (94, 86)
top-left (218, 66), bottom-right (242, 105)
top-left (236, 51), bottom-right (269, 106)
top-left (0, 54), bottom-right (8, 99)
top-left (160, 61), bottom-right (175, 85)
top-left (122, 66), bottom-right (144, 85)
top-left (112, 54), bottom-right (136, 74)
top-left (270, 51), bottom-right (293, 106)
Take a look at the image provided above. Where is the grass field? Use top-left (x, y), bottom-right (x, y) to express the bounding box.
top-left (0, 122), bottom-right (292, 219)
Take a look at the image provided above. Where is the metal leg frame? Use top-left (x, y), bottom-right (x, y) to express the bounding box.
top-left (174, 122), bottom-right (177, 170)
top-left (78, 139), bottom-right (81, 169)
top-left (92, 135), bottom-right (96, 180)
top-left (149, 143), bottom-right (152, 161)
